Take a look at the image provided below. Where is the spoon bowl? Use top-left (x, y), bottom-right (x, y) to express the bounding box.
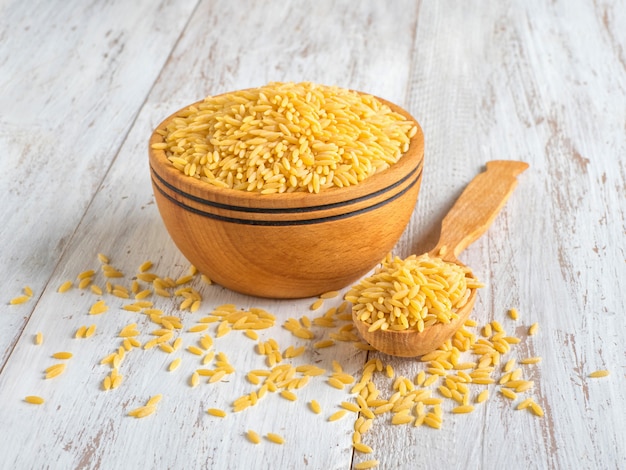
top-left (351, 160), bottom-right (529, 357)
top-left (352, 286), bottom-right (476, 357)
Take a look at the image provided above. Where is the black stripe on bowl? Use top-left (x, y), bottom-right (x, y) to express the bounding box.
top-left (152, 169), bottom-right (422, 226)
top-left (150, 160), bottom-right (422, 215)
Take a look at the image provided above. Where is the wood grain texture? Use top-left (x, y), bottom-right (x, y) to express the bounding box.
top-left (0, 0), bottom-right (624, 469)
top-left (0, 0), bottom-right (199, 366)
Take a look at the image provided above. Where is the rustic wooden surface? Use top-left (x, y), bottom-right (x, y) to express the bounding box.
top-left (1, 1), bottom-right (624, 469)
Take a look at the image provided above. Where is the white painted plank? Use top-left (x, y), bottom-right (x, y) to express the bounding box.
top-left (0, 0), bottom-right (199, 365)
top-left (369, 1), bottom-right (626, 469)
top-left (0, 1), bottom-right (421, 469)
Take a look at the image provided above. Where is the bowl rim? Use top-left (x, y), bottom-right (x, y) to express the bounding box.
top-left (149, 90), bottom-right (424, 209)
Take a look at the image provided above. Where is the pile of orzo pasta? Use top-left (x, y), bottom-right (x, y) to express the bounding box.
top-left (151, 82), bottom-right (417, 193)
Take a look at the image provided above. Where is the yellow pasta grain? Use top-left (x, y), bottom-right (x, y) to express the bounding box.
top-left (102, 375), bottom-right (112, 391)
top-left (476, 389), bottom-right (489, 403)
top-left (146, 394), bottom-right (163, 407)
top-left (58, 280), bottom-right (73, 293)
top-left (310, 298), bottom-right (324, 311)
top-left (529, 401), bottom-right (544, 417)
top-left (246, 430), bottom-right (261, 444)
top-left (9, 295), bottom-right (29, 305)
top-left (216, 321), bottom-right (231, 338)
top-left (341, 401), bottom-right (361, 413)
top-left (503, 358), bottom-right (516, 372)
top-left (391, 413), bottom-right (414, 425)
top-left (111, 373), bottom-right (123, 389)
top-left (415, 370), bottom-right (426, 386)
top-left (328, 410), bottom-right (348, 421)
top-left (188, 324), bottom-right (209, 333)
top-left (471, 377), bottom-right (495, 385)
top-left (77, 270), bottom-right (95, 280)
top-left (423, 374), bottom-right (439, 387)
top-left (75, 325), bottom-right (87, 339)
top-left (451, 405), bottom-right (475, 414)
top-left (139, 261), bottom-right (153, 272)
top-left (123, 304), bottom-right (142, 312)
top-left (327, 377), bottom-right (346, 390)
top-left (266, 433), bottom-right (285, 445)
top-left (135, 289), bottom-right (152, 300)
top-left (207, 408), bottom-right (227, 418)
top-left (313, 339), bottom-right (334, 349)
top-left (137, 273), bottom-right (157, 283)
top-left (508, 308), bottom-right (518, 320)
top-left (528, 322), bottom-right (539, 336)
top-left (309, 400), bottom-right (322, 414)
top-left (520, 356), bottom-right (542, 365)
top-left (143, 339), bottom-right (158, 350)
top-left (209, 370), bottom-right (226, 383)
top-left (355, 460), bottom-right (379, 469)
top-left (44, 363), bottom-right (66, 379)
top-left (244, 329), bottom-right (259, 340)
top-left (589, 370), bottom-right (610, 378)
top-left (500, 388), bottom-right (517, 400)
top-left (190, 372), bottom-right (200, 388)
top-left (353, 442), bottom-right (374, 454)
top-left (52, 352), bottom-right (73, 360)
top-left (423, 415), bottom-right (442, 429)
top-left (90, 284), bottom-right (103, 296)
top-left (89, 300), bottom-right (108, 315)
top-left (168, 358), bottom-right (182, 371)
top-left (85, 324), bottom-right (97, 338)
top-left (128, 405), bottom-right (156, 418)
top-left (24, 395), bottom-right (45, 405)
top-left (187, 346), bottom-right (204, 356)
top-left (280, 390), bottom-right (298, 401)
top-left (119, 323), bottom-right (140, 338)
top-left (35, 332), bottom-right (43, 345)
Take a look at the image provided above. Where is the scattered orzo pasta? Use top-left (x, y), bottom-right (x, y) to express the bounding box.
top-left (246, 430), bottom-right (261, 444)
top-left (266, 433), bottom-right (285, 445)
top-left (52, 352), bottom-right (73, 360)
top-left (207, 408), bottom-right (227, 418)
top-left (589, 370), bottom-right (610, 378)
top-left (21, 249), bottom-right (544, 465)
top-left (9, 295), bottom-right (30, 305)
top-left (328, 410), bottom-right (348, 422)
top-left (354, 460), bottom-right (379, 469)
top-left (24, 395), bottom-right (45, 405)
top-left (44, 363), bottom-right (66, 379)
top-left (309, 400), bottom-right (322, 414)
top-left (154, 82), bottom-right (417, 194)
top-left (58, 280), bottom-right (73, 293)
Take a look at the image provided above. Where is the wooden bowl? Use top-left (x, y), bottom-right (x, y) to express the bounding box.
top-left (148, 94), bottom-right (424, 298)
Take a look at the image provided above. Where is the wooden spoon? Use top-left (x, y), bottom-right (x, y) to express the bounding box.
top-left (352, 160), bottom-right (529, 357)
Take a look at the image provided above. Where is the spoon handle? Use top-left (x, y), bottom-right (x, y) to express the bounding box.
top-left (431, 160), bottom-right (529, 262)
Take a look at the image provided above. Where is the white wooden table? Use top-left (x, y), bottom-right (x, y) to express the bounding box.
top-left (1, 1), bottom-right (624, 469)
